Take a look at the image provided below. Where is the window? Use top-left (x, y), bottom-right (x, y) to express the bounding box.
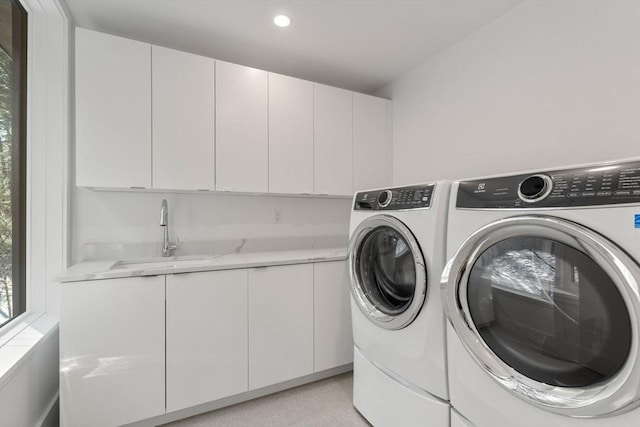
top-left (0, 0), bottom-right (27, 328)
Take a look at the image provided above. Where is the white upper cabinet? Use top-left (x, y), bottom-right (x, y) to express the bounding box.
top-left (313, 84), bottom-right (353, 196)
top-left (268, 73), bottom-right (314, 194)
top-left (75, 30), bottom-right (392, 195)
top-left (353, 93), bottom-right (389, 191)
top-left (215, 61), bottom-right (268, 192)
top-left (152, 46), bottom-right (215, 191)
top-left (75, 28), bottom-right (152, 188)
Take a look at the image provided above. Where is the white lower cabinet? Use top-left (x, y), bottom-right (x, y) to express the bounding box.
top-left (59, 276), bottom-right (165, 427)
top-left (60, 260), bottom-right (352, 425)
top-left (166, 270), bottom-right (248, 412)
top-left (313, 261), bottom-right (354, 371)
top-left (248, 264), bottom-right (314, 389)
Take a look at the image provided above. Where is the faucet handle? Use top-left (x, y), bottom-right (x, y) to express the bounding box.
top-left (162, 241), bottom-right (178, 258)
top-left (171, 235), bottom-right (180, 251)
top-left (168, 236), bottom-right (179, 253)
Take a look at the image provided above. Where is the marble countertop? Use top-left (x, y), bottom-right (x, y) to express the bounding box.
top-left (55, 245), bottom-right (348, 283)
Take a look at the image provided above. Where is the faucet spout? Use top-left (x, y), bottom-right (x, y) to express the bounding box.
top-left (160, 199), bottom-right (169, 226)
top-left (160, 199), bottom-right (177, 257)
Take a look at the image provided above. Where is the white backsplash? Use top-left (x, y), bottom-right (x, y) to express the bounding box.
top-left (71, 187), bottom-right (352, 262)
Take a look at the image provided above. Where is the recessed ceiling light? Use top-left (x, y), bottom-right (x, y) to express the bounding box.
top-left (273, 14), bottom-right (291, 28)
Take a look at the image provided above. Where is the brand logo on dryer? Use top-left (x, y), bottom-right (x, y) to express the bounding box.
top-left (474, 183), bottom-right (487, 194)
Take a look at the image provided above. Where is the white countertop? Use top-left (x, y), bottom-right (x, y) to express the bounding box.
top-left (55, 246), bottom-right (348, 283)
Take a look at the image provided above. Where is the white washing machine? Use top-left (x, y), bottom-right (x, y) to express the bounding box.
top-left (441, 159), bottom-right (640, 426)
top-left (348, 182), bottom-right (450, 427)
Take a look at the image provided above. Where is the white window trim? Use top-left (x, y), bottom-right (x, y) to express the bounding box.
top-left (0, 0), bottom-right (69, 386)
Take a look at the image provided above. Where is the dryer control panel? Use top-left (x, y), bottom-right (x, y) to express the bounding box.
top-left (457, 159), bottom-right (640, 209)
top-left (354, 184), bottom-right (435, 210)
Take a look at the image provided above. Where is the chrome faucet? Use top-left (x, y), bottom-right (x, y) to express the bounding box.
top-left (160, 199), bottom-right (177, 257)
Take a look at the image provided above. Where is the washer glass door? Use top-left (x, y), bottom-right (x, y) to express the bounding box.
top-left (349, 215), bottom-right (426, 330)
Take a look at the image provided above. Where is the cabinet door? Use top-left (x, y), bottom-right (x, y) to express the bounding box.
top-left (59, 276), bottom-right (165, 427)
top-left (216, 61), bottom-right (268, 192)
top-left (166, 270), bottom-right (248, 412)
top-left (268, 73), bottom-right (314, 194)
top-left (248, 264), bottom-right (313, 389)
top-left (152, 46), bottom-right (215, 190)
top-left (314, 261), bottom-right (354, 371)
top-left (75, 28), bottom-right (151, 188)
top-left (353, 93), bottom-right (389, 191)
top-left (314, 84), bottom-right (353, 196)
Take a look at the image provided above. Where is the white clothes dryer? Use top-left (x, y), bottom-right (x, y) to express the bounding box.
top-left (349, 182), bottom-right (450, 427)
top-left (442, 159), bottom-right (640, 427)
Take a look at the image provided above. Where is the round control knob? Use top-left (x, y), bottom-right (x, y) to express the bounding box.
top-left (377, 190), bottom-right (393, 207)
top-left (518, 174), bottom-right (553, 203)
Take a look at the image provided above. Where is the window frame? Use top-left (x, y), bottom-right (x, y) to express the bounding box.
top-left (0, 0), bottom-right (69, 340)
top-left (0, 0), bottom-right (68, 391)
top-left (0, 0), bottom-right (28, 329)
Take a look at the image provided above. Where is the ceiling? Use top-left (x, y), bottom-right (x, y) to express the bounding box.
top-left (64, 0), bottom-right (523, 95)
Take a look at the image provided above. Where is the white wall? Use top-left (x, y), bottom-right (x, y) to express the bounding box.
top-left (71, 189), bottom-right (351, 262)
top-left (380, 0), bottom-right (640, 184)
top-left (0, 326), bottom-right (59, 427)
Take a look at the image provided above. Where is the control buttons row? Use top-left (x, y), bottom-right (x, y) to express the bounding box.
top-left (456, 160), bottom-right (640, 209)
top-left (536, 190), bottom-right (640, 199)
top-left (514, 173), bottom-right (640, 202)
top-left (376, 187), bottom-right (433, 209)
top-left (390, 200), bottom-right (428, 206)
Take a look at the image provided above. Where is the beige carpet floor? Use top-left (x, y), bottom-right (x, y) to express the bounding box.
top-left (162, 372), bottom-right (371, 427)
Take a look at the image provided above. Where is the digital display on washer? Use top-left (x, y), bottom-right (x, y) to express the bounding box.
top-left (354, 184), bottom-right (435, 210)
top-left (456, 159), bottom-right (640, 208)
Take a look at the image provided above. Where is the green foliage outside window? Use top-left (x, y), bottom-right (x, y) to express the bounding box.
top-left (0, 0), bottom-right (27, 326)
top-left (0, 47), bottom-right (13, 323)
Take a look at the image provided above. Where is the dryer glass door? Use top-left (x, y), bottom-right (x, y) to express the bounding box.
top-left (349, 215), bottom-right (426, 330)
top-left (443, 215), bottom-right (640, 417)
top-left (467, 235), bottom-right (631, 387)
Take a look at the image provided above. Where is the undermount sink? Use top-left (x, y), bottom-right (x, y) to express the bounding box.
top-left (110, 257), bottom-right (212, 271)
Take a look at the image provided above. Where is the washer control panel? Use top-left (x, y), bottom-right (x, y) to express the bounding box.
top-left (354, 184), bottom-right (435, 211)
top-left (457, 160), bottom-right (640, 209)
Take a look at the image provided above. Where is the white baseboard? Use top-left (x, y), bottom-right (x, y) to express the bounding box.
top-left (37, 392), bottom-right (59, 427)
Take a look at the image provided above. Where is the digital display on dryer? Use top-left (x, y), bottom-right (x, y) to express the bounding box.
top-left (457, 160), bottom-right (640, 209)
